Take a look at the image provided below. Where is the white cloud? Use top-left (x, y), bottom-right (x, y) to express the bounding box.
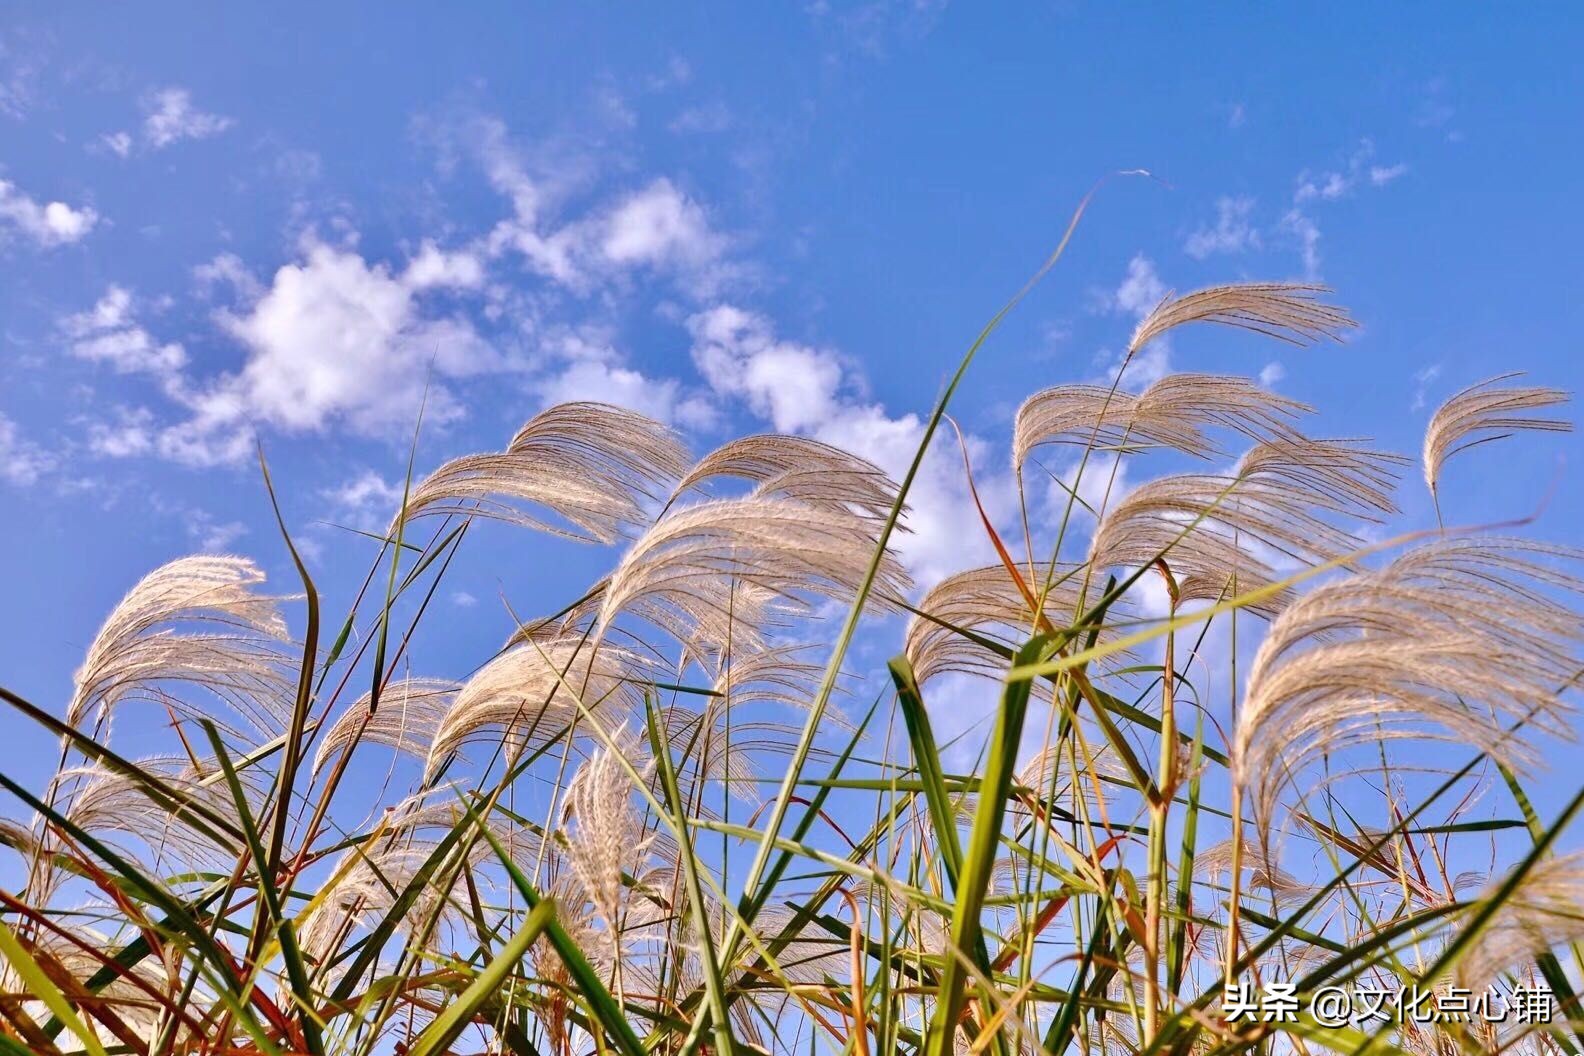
top-left (79, 236), bottom-right (498, 467)
top-left (99, 131), bottom-right (133, 158)
top-left (1184, 196), bottom-right (1261, 259)
top-left (323, 469), bottom-right (405, 528)
top-left (451, 590), bottom-right (478, 608)
top-left (0, 178), bottom-right (99, 247)
top-left (1258, 362), bottom-right (1287, 389)
top-left (470, 120), bottom-right (727, 292)
top-left (687, 305), bottom-right (844, 432)
top-left (0, 413), bottom-right (52, 485)
top-left (141, 87), bottom-right (233, 149)
top-left (63, 286), bottom-right (187, 377)
top-left (669, 101), bottom-right (733, 135)
top-left (1227, 102), bottom-right (1247, 129)
top-left (686, 303), bottom-right (1006, 585)
top-left (402, 240), bottom-right (486, 291)
top-left (86, 406), bottom-right (156, 458)
top-left (1369, 163), bottom-right (1409, 187)
top-left (1110, 253), bottom-right (1167, 317)
top-left (1101, 255), bottom-right (1172, 389)
top-left (193, 252), bottom-right (264, 299)
top-left (601, 178), bottom-right (723, 270)
top-left (526, 328), bottom-right (715, 428)
top-left (189, 511), bottom-right (247, 552)
top-left (211, 237), bottom-right (494, 434)
top-left (1285, 140), bottom-right (1406, 277)
top-left (1412, 363), bottom-right (1443, 412)
top-left (1280, 208), bottom-right (1323, 280)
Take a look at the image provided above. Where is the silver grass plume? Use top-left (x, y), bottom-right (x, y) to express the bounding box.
top-left (903, 562), bottom-right (1131, 685)
top-left (311, 677), bottom-right (460, 776)
top-left (595, 496), bottom-right (912, 654)
top-left (1195, 839), bottom-right (1313, 907)
top-left (425, 637), bottom-right (655, 777)
top-left (56, 756), bottom-right (265, 873)
top-left (1455, 851), bottom-right (1584, 991)
top-left (507, 401), bottom-right (689, 493)
top-left (1235, 436), bottom-right (1406, 518)
top-left (1013, 373), bottom-right (1311, 470)
top-left (1127, 282), bottom-right (1356, 357)
top-left (5, 925), bottom-right (196, 1048)
top-left (67, 554), bottom-right (293, 740)
top-left (646, 648), bottom-right (832, 806)
top-left (1231, 537), bottom-right (1582, 838)
top-left (299, 792), bottom-right (546, 974)
top-left (1088, 434), bottom-right (1401, 614)
top-left (399, 402), bottom-right (688, 543)
top-left (562, 738), bottom-right (655, 965)
top-left (672, 433), bottom-right (899, 515)
top-left (1422, 372), bottom-right (1571, 507)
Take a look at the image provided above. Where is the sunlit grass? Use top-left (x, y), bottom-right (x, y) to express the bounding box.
top-left (1, 199), bottom-right (1580, 1056)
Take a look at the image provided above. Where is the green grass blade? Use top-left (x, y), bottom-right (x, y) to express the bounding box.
top-left (888, 657), bottom-right (964, 890)
top-left (465, 798), bottom-right (648, 1056)
top-left (201, 722), bottom-right (324, 1056)
top-left (646, 698), bottom-right (737, 1056)
top-left (925, 634), bottom-right (1049, 1056)
top-left (404, 899), bottom-right (555, 1056)
top-left (0, 916), bottom-right (109, 1056)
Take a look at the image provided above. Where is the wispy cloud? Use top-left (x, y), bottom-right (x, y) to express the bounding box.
top-left (1184, 195), bottom-right (1261, 259)
top-left (1284, 139), bottom-right (1407, 277)
top-left (0, 177), bottom-right (98, 247)
top-left (141, 87), bottom-right (233, 148)
top-left (1412, 363), bottom-right (1443, 412)
top-left (99, 87), bottom-right (234, 157)
top-left (63, 286), bottom-right (186, 378)
top-left (0, 412), bottom-right (53, 485)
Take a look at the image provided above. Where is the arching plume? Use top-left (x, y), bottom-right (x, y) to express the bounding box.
top-left (56, 756), bottom-right (264, 872)
top-left (1127, 282), bottom-right (1356, 356)
top-left (673, 434), bottom-right (893, 500)
top-left (425, 637), bottom-right (655, 777)
top-left (311, 678), bottom-right (460, 776)
top-left (1090, 479), bottom-right (1334, 617)
top-left (596, 497), bottom-right (911, 655)
top-left (67, 555), bottom-right (293, 741)
top-left (399, 402), bottom-right (688, 543)
top-left (1422, 373), bottom-right (1571, 505)
top-left (1234, 436), bottom-right (1406, 517)
top-left (1455, 852), bottom-right (1584, 991)
top-left (1013, 373), bottom-right (1309, 470)
top-left (507, 401), bottom-right (690, 491)
top-left (904, 562), bottom-right (1129, 685)
top-left (1231, 537), bottom-right (1582, 836)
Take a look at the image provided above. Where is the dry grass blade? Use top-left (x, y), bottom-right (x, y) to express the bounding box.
top-left (1422, 372), bottom-right (1572, 503)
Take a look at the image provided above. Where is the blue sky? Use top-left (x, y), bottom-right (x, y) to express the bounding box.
top-left (2, 4), bottom-right (1581, 820)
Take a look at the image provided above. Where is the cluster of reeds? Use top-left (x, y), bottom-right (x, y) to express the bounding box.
top-left (1, 231), bottom-right (1580, 1056)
